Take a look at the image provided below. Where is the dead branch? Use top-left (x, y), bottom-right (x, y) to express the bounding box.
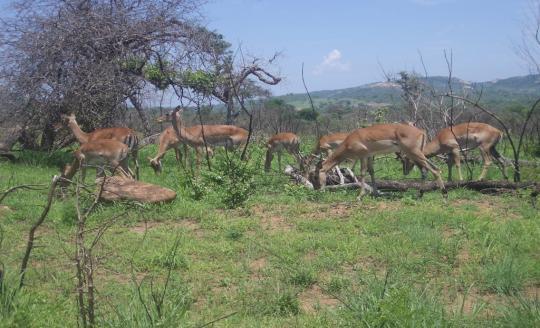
top-left (0, 183), bottom-right (47, 205)
top-left (19, 175), bottom-right (59, 289)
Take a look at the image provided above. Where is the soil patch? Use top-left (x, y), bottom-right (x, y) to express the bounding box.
top-left (261, 215), bottom-right (292, 231)
top-left (298, 284), bottom-right (340, 313)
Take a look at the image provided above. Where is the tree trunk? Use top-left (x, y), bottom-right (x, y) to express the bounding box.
top-left (129, 95), bottom-right (150, 135)
top-left (226, 97), bottom-right (237, 125)
top-left (40, 122), bottom-right (56, 151)
top-left (18, 129), bottom-right (40, 150)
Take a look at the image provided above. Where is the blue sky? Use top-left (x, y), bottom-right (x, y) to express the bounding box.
top-left (203, 0), bottom-right (532, 95)
top-left (0, 0), bottom-right (532, 96)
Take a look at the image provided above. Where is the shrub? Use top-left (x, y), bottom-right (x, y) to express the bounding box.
top-left (204, 154), bottom-right (256, 209)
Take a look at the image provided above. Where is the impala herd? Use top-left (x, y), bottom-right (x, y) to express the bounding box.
top-left (56, 106), bottom-right (508, 200)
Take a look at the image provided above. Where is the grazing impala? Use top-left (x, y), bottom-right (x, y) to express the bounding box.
top-left (148, 126), bottom-right (214, 174)
top-left (163, 107), bottom-right (248, 167)
top-left (401, 122), bottom-right (508, 181)
top-left (60, 139), bottom-right (132, 183)
top-left (311, 132), bottom-right (361, 170)
top-left (264, 132), bottom-right (302, 172)
top-left (58, 113), bottom-right (140, 179)
top-left (314, 132), bottom-right (350, 156)
top-left (315, 123), bottom-right (447, 200)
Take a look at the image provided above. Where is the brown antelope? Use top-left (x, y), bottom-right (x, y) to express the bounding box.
top-left (58, 113), bottom-right (140, 179)
top-left (264, 132), bottom-right (302, 172)
top-left (148, 126), bottom-right (214, 174)
top-left (401, 122), bottom-right (508, 181)
top-left (164, 108), bottom-right (248, 167)
top-left (312, 132), bottom-right (360, 171)
top-left (314, 132), bottom-right (350, 156)
top-left (60, 139), bottom-right (132, 183)
top-left (315, 123), bottom-right (447, 200)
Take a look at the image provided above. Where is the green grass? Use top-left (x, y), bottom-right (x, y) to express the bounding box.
top-left (0, 143), bottom-right (539, 327)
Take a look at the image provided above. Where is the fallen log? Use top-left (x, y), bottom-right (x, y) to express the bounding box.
top-left (320, 179), bottom-right (534, 191)
top-left (284, 165), bottom-right (537, 196)
top-left (96, 176), bottom-right (176, 203)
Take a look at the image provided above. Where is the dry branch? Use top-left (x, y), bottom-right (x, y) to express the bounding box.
top-left (19, 175), bottom-right (59, 289)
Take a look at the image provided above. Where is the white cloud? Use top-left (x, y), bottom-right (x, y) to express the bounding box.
top-left (314, 49), bottom-right (350, 75)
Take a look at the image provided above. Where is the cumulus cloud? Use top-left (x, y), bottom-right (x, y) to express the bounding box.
top-left (314, 49), bottom-right (350, 75)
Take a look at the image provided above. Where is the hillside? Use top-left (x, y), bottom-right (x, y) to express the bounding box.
top-left (277, 74), bottom-right (540, 110)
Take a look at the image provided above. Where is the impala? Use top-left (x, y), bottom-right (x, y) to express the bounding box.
top-left (264, 132), bottom-right (302, 172)
top-left (401, 122), bottom-right (508, 181)
top-left (160, 108), bottom-right (248, 167)
top-left (148, 126), bottom-right (214, 174)
top-left (58, 113), bottom-right (140, 179)
top-left (314, 132), bottom-right (350, 156)
top-left (315, 123), bottom-right (447, 199)
top-left (60, 139), bottom-right (132, 183)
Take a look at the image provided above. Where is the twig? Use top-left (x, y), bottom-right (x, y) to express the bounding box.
top-left (0, 184), bottom-right (47, 205)
top-left (19, 176), bottom-right (59, 289)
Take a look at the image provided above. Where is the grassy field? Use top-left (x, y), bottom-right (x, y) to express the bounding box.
top-left (0, 142), bottom-right (539, 327)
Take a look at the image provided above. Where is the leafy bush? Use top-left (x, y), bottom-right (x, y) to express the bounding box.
top-left (203, 154), bottom-right (256, 209)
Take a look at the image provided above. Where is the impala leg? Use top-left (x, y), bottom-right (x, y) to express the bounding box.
top-left (278, 151), bottom-right (282, 172)
top-left (477, 147), bottom-right (492, 181)
top-left (447, 153), bottom-right (454, 182)
top-left (452, 148), bottom-right (463, 181)
top-left (174, 147), bottom-right (181, 162)
top-left (317, 158), bottom-right (338, 190)
top-left (183, 144), bottom-right (189, 167)
top-left (133, 149), bottom-right (139, 180)
top-left (357, 157), bottom-right (369, 201)
top-left (407, 150), bottom-right (447, 200)
top-left (367, 156), bottom-right (379, 196)
top-left (490, 146), bottom-right (508, 180)
top-left (264, 148), bottom-right (273, 172)
top-left (417, 166), bottom-right (428, 198)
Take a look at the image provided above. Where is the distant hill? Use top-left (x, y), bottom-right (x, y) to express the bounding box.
top-left (276, 74), bottom-right (540, 110)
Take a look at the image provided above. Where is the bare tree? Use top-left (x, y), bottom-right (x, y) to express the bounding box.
top-left (0, 0), bottom-right (211, 149)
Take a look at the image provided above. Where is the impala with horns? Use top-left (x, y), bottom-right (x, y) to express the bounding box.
top-left (57, 113), bottom-right (140, 179)
top-left (401, 122), bottom-right (508, 181)
top-left (264, 132), bottom-right (302, 172)
top-left (60, 139), bottom-right (132, 184)
top-left (147, 125), bottom-right (214, 174)
top-left (315, 123), bottom-right (447, 200)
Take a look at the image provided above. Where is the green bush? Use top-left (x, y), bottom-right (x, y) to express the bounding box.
top-left (203, 154), bottom-right (256, 209)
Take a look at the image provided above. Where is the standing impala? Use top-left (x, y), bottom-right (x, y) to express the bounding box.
top-left (315, 123), bottom-right (447, 199)
top-left (58, 113), bottom-right (140, 179)
top-left (264, 132), bottom-right (302, 172)
top-left (60, 139), bottom-right (132, 183)
top-left (401, 122), bottom-right (508, 181)
top-left (164, 107), bottom-right (248, 167)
